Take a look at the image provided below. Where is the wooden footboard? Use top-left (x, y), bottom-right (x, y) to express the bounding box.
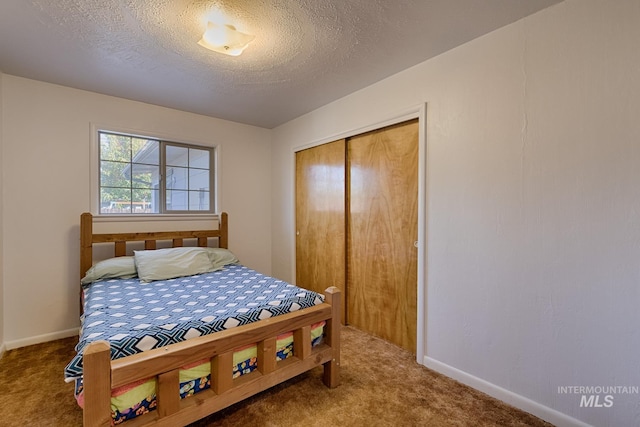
top-left (82, 287), bottom-right (341, 427)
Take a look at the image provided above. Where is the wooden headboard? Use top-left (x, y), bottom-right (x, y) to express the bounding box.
top-left (80, 212), bottom-right (228, 280)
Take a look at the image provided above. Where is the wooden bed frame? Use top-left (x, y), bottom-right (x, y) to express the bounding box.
top-left (79, 212), bottom-right (341, 427)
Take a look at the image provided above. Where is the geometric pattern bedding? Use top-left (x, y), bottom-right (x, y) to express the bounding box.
top-left (64, 264), bottom-right (325, 381)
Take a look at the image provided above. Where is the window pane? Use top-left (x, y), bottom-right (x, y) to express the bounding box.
top-left (189, 168), bottom-right (209, 191)
top-left (166, 166), bottom-right (188, 191)
top-left (100, 133), bottom-right (130, 162)
top-left (189, 148), bottom-right (209, 169)
top-left (132, 138), bottom-right (159, 165)
top-left (101, 161), bottom-right (131, 188)
top-left (132, 189), bottom-right (158, 213)
top-left (166, 145), bottom-right (188, 167)
top-left (131, 164), bottom-right (158, 189)
top-left (166, 190), bottom-right (188, 211)
top-left (100, 189), bottom-right (131, 213)
top-left (189, 190), bottom-right (210, 211)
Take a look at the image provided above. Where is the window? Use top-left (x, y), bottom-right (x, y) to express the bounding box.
top-left (98, 131), bottom-right (214, 214)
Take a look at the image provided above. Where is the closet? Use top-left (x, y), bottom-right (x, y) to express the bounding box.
top-left (295, 119), bottom-right (418, 353)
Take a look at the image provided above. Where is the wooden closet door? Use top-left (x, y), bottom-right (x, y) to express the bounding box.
top-left (348, 119), bottom-right (418, 353)
top-left (295, 139), bottom-right (346, 321)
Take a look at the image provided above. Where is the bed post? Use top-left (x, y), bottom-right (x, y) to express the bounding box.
top-left (219, 212), bottom-right (228, 249)
top-left (323, 286), bottom-right (341, 388)
top-left (81, 212), bottom-right (93, 280)
top-left (83, 340), bottom-right (112, 427)
top-left (80, 212), bottom-right (93, 315)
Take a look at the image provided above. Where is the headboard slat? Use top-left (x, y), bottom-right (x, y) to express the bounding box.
top-left (115, 241), bottom-right (126, 257)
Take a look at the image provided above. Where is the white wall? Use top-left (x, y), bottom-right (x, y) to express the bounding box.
top-left (1, 75), bottom-right (272, 347)
top-left (271, 1), bottom-right (640, 426)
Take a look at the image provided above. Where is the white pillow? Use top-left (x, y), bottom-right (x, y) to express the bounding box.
top-left (134, 247), bottom-right (215, 282)
top-left (81, 256), bottom-right (137, 285)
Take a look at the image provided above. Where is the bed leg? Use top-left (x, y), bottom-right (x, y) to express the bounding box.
top-left (323, 286), bottom-right (341, 388)
top-left (83, 340), bottom-right (112, 427)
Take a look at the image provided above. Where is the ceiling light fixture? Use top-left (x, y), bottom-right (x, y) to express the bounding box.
top-left (198, 22), bottom-right (255, 56)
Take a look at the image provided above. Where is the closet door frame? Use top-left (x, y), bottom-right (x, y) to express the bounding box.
top-left (291, 103), bottom-right (428, 365)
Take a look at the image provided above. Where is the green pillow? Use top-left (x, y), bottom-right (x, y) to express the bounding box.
top-left (204, 248), bottom-right (239, 268)
top-left (81, 256), bottom-right (137, 285)
top-left (134, 247), bottom-right (215, 283)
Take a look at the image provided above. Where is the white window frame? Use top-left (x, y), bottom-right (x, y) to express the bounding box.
top-left (91, 124), bottom-right (219, 218)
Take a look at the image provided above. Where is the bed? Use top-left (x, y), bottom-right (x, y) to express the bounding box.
top-left (68, 212), bottom-right (341, 426)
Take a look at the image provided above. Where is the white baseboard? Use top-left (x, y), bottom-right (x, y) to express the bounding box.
top-left (0, 342), bottom-right (6, 360)
top-left (5, 328), bottom-right (79, 351)
top-left (423, 356), bottom-right (592, 427)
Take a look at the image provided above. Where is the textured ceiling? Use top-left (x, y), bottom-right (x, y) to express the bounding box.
top-left (0, 0), bottom-right (562, 128)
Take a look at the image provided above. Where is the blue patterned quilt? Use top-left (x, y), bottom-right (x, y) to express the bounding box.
top-left (64, 264), bottom-right (324, 381)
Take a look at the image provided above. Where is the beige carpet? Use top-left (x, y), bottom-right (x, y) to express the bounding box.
top-left (0, 326), bottom-right (552, 426)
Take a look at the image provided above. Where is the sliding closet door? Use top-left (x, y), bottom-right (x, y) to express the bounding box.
top-left (347, 119), bottom-right (419, 353)
top-left (295, 139), bottom-right (346, 321)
